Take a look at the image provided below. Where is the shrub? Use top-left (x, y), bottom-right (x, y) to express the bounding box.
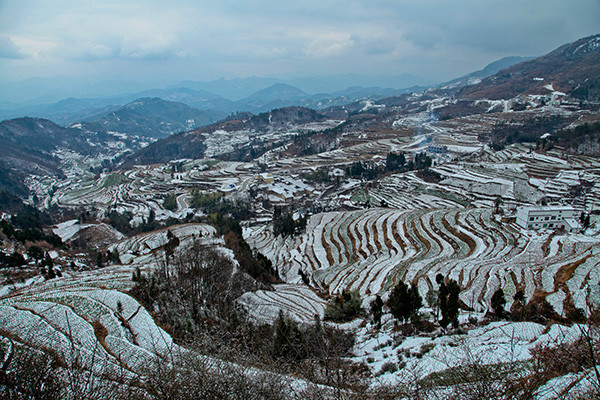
top-left (324, 290), bottom-right (363, 322)
top-left (378, 361), bottom-right (398, 375)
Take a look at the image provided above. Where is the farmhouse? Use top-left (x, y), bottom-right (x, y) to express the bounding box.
top-left (258, 172), bottom-right (274, 183)
top-left (516, 206), bottom-right (582, 232)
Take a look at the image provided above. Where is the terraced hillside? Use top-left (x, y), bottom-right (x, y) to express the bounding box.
top-left (0, 222), bottom-right (272, 386)
top-left (245, 207), bottom-right (600, 316)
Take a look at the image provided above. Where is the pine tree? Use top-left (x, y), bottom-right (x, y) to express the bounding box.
top-left (370, 295), bottom-right (384, 327)
top-left (491, 288), bottom-right (506, 319)
top-left (388, 281), bottom-right (422, 323)
top-left (164, 230), bottom-right (180, 267)
top-left (438, 274), bottom-right (460, 329)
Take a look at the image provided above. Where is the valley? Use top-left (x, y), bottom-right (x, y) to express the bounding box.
top-left (1, 34), bottom-right (600, 399)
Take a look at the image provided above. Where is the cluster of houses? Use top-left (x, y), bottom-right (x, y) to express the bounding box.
top-left (256, 173), bottom-right (317, 203)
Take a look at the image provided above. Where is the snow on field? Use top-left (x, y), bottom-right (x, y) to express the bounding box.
top-left (0, 268), bottom-right (179, 377)
top-left (353, 319), bottom-right (587, 390)
top-left (53, 219), bottom-right (90, 241)
top-left (246, 207), bottom-right (600, 319)
top-left (237, 284), bottom-right (328, 324)
top-left (546, 290), bottom-right (566, 316)
top-left (535, 369), bottom-right (597, 400)
top-left (0, 223), bottom-right (227, 370)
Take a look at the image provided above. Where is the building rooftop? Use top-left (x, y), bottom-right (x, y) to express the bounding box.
top-left (517, 205), bottom-right (577, 212)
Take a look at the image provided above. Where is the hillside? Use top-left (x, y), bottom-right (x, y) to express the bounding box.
top-left (0, 117), bottom-right (112, 183)
top-left (121, 106), bottom-right (329, 166)
top-left (439, 56), bottom-right (532, 90)
top-left (119, 130), bottom-right (208, 166)
top-left (86, 97), bottom-right (226, 139)
top-left (460, 34), bottom-right (600, 100)
top-left (0, 117), bottom-right (145, 200)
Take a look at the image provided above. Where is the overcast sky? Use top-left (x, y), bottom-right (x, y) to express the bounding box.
top-left (1, 0), bottom-right (599, 91)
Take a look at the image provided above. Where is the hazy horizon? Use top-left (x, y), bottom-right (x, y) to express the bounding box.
top-left (1, 0), bottom-right (599, 104)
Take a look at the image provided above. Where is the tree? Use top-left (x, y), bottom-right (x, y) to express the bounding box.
top-left (438, 274), bottom-right (460, 329)
top-left (298, 268), bottom-right (310, 285)
top-left (370, 295), bottom-right (384, 327)
top-left (273, 311), bottom-right (306, 360)
top-left (42, 252), bottom-right (56, 279)
top-left (164, 230), bottom-right (180, 267)
top-left (414, 152), bottom-right (432, 170)
top-left (388, 281), bottom-right (422, 323)
top-left (491, 288), bottom-right (507, 319)
top-left (494, 196), bottom-right (502, 214)
top-left (27, 245), bottom-right (44, 261)
top-left (107, 248), bottom-right (120, 264)
top-left (1, 220), bottom-right (15, 238)
top-left (95, 252), bottom-right (104, 268)
top-left (273, 209), bottom-right (307, 237)
top-left (511, 289), bottom-right (526, 320)
top-left (426, 289), bottom-right (440, 320)
top-left (385, 152), bottom-right (406, 172)
top-left (163, 193), bottom-right (178, 211)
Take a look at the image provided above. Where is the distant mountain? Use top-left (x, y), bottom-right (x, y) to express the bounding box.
top-left (0, 97), bottom-right (122, 126)
top-left (439, 56), bottom-right (533, 90)
top-left (0, 88), bottom-right (231, 125)
top-left (0, 76), bottom-right (150, 105)
top-left (233, 84), bottom-right (311, 113)
top-left (241, 83), bottom-right (307, 103)
top-left (206, 106), bottom-right (328, 133)
top-left (174, 77), bottom-right (283, 100)
top-left (131, 87), bottom-right (234, 111)
top-left (85, 97), bottom-right (227, 139)
top-left (121, 106), bottom-right (327, 166)
top-left (1, 76), bottom-right (429, 123)
top-left (227, 83), bottom-right (420, 113)
top-left (286, 73), bottom-right (429, 94)
top-left (460, 34), bottom-right (600, 100)
top-left (331, 86), bottom-right (409, 98)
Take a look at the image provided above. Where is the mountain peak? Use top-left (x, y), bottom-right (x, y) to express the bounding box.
top-left (247, 83), bottom-right (307, 101)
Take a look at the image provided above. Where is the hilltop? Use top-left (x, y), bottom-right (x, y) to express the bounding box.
top-left (85, 97), bottom-right (226, 139)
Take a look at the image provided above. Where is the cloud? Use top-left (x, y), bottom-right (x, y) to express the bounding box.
top-left (121, 32), bottom-right (185, 60)
top-left (0, 0), bottom-right (598, 84)
top-left (350, 34), bottom-right (398, 55)
top-left (0, 36), bottom-right (26, 59)
top-left (303, 33), bottom-right (353, 58)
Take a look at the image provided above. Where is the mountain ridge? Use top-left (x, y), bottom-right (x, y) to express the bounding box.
top-left (459, 34), bottom-right (600, 100)
top-left (85, 97), bottom-right (227, 139)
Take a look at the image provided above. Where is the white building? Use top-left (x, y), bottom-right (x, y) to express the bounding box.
top-left (516, 206), bottom-right (581, 232)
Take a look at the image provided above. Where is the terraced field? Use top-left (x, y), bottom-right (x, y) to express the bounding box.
top-left (365, 144), bottom-right (600, 211)
top-left (0, 281), bottom-right (175, 380)
top-left (246, 207), bottom-right (600, 315)
top-left (0, 223), bottom-right (229, 382)
top-left (52, 160), bottom-right (255, 219)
